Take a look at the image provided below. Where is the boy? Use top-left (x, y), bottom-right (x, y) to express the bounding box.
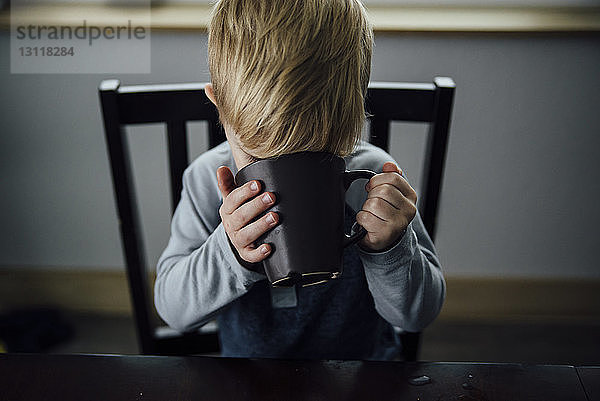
top-left (155, 0), bottom-right (445, 360)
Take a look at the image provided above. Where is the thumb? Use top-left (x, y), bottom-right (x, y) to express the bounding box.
top-left (216, 166), bottom-right (235, 198)
top-left (382, 162), bottom-right (401, 174)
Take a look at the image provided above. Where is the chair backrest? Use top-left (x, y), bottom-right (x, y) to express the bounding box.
top-left (366, 78), bottom-right (455, 241)
top-left (99, 77), bottom-right (455, 358)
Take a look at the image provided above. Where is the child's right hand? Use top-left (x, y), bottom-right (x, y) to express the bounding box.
top-left (216, 166), bottom-right (279, 265)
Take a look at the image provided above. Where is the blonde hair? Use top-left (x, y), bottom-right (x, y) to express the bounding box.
top-left (208, 0), bottom-right (373, 159)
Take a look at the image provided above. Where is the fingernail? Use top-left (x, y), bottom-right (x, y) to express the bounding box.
top-left (262, 193), bottom-right (272, 204)
top-left (250, 181), bottom-right (258, 191)
top-left (260, 245), bottom-right (269, 254)
top-left (266, 213), bottom-right (276, 225)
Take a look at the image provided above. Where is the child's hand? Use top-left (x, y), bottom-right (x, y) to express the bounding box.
top-left (356, 162), bottom-right (417, 252)
top-left (217, 166), bottom-right (279, 265)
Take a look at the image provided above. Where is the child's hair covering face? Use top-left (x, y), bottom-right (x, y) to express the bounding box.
top-left (208, 0), bottom-right (373, 159)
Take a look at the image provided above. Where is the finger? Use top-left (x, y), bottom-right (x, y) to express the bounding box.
top-left (382, 162), bottom-right (401, 174)
top-left (366, 172), bottom-right (417, 204)
top-left (240, 243), bottom-right (272, 264)
top-left (361, 196), bottom-right (400, 222)
top-left (366, 183), bottom-right (405, 210)
top-left (230, 191), bottom-right (276, 231)
top-left (356, 210), bottom-right (403, 251)
top-left (216, 166), bottom-right (236, 199)
top-left (221, 179), bottom-right (262, 215)
top-left (235, 211), bottom-right (279, 247)
top-left (356, 210), bottom-right (387, 233)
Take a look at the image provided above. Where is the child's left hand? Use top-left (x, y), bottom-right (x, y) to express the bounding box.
top-left (356, 162), bottom-right (418, 252)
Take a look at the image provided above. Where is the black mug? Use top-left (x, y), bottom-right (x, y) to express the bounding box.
top-left (235, 151), bottom-right (375, 287)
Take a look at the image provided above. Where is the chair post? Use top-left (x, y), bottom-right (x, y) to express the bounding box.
top-left (400, 331), bottom-right (421, 362)
top-left (420, 77), bottom-right (455, 241)
top-left (99, 80), bottom-right (156, 354)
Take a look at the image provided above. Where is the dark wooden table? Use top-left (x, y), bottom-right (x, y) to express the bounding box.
top-left (578, 366), bottom-right (600, 401)
top-left (0, 354), bottom-right (592, 401)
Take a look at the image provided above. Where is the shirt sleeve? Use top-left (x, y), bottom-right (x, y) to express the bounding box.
top-left (358, 213), bottom-right (446, 332)
top-left (345, 142), bottom-right (446, 332)
top-left (154, 155), bottom-right (265, 332)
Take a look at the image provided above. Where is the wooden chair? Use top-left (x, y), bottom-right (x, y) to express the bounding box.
top-left (98, 77), bottom-right (455, 359)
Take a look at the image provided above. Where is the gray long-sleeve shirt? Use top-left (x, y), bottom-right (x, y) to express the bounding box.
top-left (155, 140), bottom-right (445, 359)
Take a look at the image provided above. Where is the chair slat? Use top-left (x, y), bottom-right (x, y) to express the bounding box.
top-left (369, 117), bottom-right (390, 152)
top-left (208, 119), bottom-right (226, 149)
top-left (366, 86), bottom-right (435, 122)
top-left (117, 88), bottom-right (218, 125)
top-left (166, 120), bottom-right (189, 213)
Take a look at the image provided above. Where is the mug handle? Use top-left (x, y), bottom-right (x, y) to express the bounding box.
top-left (343, 170), bottom-right (376, 247)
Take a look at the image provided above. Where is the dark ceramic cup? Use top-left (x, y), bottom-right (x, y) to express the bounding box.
top-left (235, 151), bottom-right (375, 287)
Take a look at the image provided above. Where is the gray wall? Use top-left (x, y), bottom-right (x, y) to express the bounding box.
top-left (1, 31), bottom-right (599, 278)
